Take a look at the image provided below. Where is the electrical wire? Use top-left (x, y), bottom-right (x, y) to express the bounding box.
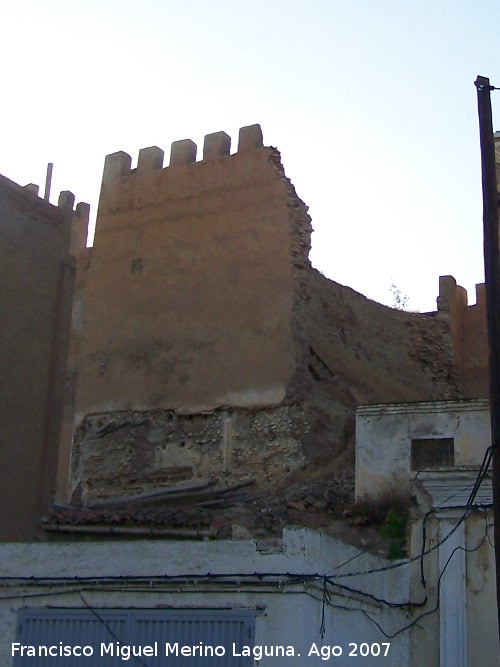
top-left (326, 447), bottom-right (492, 580)
top-left (329, 445), bottom-right (493, 581)
top-left (352, 515), bottom-right (491, 639)
top-left (79, 593), bottom-right (152, 667)
top-left (5, 451), bottom-right (495, 647)
top-left (5, 512), bottom-right (492, 645)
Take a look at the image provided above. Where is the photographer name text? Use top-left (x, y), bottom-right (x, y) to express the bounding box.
top-left (12, 641), bottom-right (391, 661)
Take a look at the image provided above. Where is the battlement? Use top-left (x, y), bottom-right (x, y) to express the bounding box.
top-left (21, 181), bottom-right (88, 217)
top-left (1, 174), bottom-right (90, 256)
top-left (75, 122), bottom-right (312, 417)
top-left (437, 274), bottom-right (485, 311)
top-left (101, 124), bottom-right (264, 186)
top-left (437, 275), bottom-right (488, 397)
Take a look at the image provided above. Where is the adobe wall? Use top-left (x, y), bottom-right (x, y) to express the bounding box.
top-left (67, 125), bottom-right (313, 504)
top-left (56, 244), bottom-right (92, 504)
top-left (66, 124), bottom-right (487, 509)
top-left (436, 275), bottom-right (488, 397)
top-left (74, 125), bottom-right (311, 419)
top-left (0, 175), bottom-right (88, 540)
top-left (305, 270), bottom-right (464, 406)
top-left (292, 269), bottom-right (467, 473)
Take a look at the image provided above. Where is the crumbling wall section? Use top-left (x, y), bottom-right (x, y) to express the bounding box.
top-left (294, 269), bottom-right (465, 471)
top-left (267, 149), bottom-right (312, 403)
top-left (70, 406), bottom-right (308, 506)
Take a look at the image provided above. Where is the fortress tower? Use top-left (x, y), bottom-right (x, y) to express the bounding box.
top-left (59, 124), bottom-right (487, 510)
top-left (73, 124), bottom-right (311, 417)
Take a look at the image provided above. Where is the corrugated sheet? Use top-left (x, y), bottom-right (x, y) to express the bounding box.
top-left (15, 608), bottom-right (254, 666)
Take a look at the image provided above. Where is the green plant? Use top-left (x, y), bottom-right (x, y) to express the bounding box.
top-left (348, 492), bottom-right (410, 560)
top-left (379, 510), bottom-right (408, 560)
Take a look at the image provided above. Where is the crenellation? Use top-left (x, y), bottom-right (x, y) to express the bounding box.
top-left (98, 126), bottom-right (264, 200)
top-left (203, 131), bottom-right (231, 160)
top-left (238, 124), bottom-right (264, 152)
top-left (70, 203), bottom-right (90, 256)
top-left (437, 275), bottom-right (467, 312)
top-left (437, 275), bottom-right (455, 312)
top-left (23, 183), bottom-right (39, 196)
top-left (137, 146), bottom-right (164, 172)
top-left (170, 139), bottom-right (197, 166)
top-left (102, 151), bottom-right (132, 185)
top-left (456, 284), bottom-right (468, 307)
top-left (75, 202), bottom-right (90, 219)
top-left (436, 275), bottom-right (488, 397)
top-left (475, 282), bottom-right (486, 307)
top-left (58, 190), bottom-right (75, 212)
top-left (494, 131), bottom-right (500, 162)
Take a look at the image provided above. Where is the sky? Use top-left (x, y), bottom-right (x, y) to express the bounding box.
top-left (2, 0), bottom-right (500, 312)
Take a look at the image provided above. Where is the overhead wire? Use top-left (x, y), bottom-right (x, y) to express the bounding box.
top-left (5, 445), bottom-right (495, 645)
top-left (5, 510), bottom-right (492, 643)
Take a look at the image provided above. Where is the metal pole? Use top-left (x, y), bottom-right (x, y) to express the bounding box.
top-left (44, 162), bottom-right (53, 201)
top-left (475, 74), bottom-right (500, 639)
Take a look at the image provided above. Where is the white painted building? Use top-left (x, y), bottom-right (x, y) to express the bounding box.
top-left (1, 399), bottom-right (496, 666)
top-left (1, 528), bottom-right (410, 666)
top-left (356, 399), bottom-right (497, 667)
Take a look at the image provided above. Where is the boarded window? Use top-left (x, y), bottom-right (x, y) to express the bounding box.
top-left (411, 437), bottom-right (455, 470)
top-left (15, 608), bottom-right (255, 666)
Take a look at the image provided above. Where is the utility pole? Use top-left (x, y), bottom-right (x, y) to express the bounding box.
top-left (475, 75), bottom-right (500, 638)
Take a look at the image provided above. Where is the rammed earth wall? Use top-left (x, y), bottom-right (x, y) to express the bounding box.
top-left (0, 175), bottom-right (88, 540)
top-left (63, 124), bottom-right (487, 505)
top-left (73, 126), bottom-right (309, 417)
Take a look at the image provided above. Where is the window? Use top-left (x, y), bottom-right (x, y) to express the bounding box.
top-left (14, 608), bottom-right (255, 666)
top-left (411, 437), bottom-right (455, 471)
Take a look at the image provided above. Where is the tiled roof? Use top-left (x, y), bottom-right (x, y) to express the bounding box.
top-left (41, 480), bottom-right (262, 537)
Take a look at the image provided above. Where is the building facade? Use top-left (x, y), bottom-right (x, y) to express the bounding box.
top-left (0, 125), bottom-right (496, 665)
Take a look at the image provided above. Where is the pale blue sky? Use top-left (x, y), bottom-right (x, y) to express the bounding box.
top-left (2, 0), bottom-right (500, 311)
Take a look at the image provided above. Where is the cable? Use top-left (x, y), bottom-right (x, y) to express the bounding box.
top-left (327, 513), bottom-right (491, 640)
top-left (6, 513), bottom-right (491, 645)
top-left (325, 578), bottom-right (426, 609)
top-left (327, 450), bottom-right (492, 578)
top-left (330, 510), bottom-right (469, 580)
top-left (5, 456), bottom-right (495, 646)
top-left (79, 593), bottom-right (152, 667)
top-left (476, 82), bottom-right (500, 91)
top-left (465, 446), bottom-right (493, 508)
top-left (329, 448), bottom-right (493, 581)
